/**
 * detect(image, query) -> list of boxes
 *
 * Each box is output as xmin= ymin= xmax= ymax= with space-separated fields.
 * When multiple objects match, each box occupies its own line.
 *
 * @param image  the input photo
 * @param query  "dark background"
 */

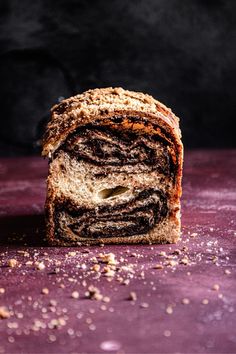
xmin=0 ymin=0 xmax=235 ymax=155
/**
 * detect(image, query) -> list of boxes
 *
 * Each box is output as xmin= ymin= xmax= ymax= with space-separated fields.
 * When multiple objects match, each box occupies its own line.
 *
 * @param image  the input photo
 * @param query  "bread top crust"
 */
xmin=42 ymin=87 xmax=182 ymax=157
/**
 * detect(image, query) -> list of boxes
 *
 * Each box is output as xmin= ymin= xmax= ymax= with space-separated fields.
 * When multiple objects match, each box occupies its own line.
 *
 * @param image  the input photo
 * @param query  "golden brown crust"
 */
xmin=43 ymin=87 xmax=183 ymax=246
xmin=42 ymin=87 xmax=181 ymax=157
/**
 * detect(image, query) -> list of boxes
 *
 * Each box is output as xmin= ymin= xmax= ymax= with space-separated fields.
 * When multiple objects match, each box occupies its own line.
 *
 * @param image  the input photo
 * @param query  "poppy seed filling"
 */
xmin=52 ymin=117 xmax=174 ymax=240
xmin=55 ymin=188 xmax=168 ymax=240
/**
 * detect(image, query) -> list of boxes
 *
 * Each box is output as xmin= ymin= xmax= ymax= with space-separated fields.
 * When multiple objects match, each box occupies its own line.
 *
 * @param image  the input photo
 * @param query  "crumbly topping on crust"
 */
xmin=42 ymin=87 xmax=180 ymax=157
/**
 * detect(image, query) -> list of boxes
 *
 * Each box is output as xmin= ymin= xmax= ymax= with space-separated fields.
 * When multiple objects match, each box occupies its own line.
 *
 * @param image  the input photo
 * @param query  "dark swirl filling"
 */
xmin=53 ymin=117 xmax=175 ymax=240
xmin=55 ymin=189 xmax=168 ymax=240
xmin=58 ymin=120 xmax=175 ymax=177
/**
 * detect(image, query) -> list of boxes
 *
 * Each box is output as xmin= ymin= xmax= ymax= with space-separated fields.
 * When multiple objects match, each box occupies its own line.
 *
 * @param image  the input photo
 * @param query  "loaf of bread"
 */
xmin=42 ymin=87 xmax=183 ymax=245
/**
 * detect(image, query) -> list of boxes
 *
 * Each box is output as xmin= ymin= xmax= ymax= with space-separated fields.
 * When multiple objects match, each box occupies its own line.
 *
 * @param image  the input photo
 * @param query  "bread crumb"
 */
xmin=0 ymin=288 xmax=5 ymax=294
xmin=167 ymin=260 xmax=177 ymax=267
xmin=0 ymin=307 xmax=11 ymax=319
xmin=8 ymin=336 xmax=15 ymax=343
xmin=68 ymin=251 xmax=77 ymax=257
xmin=212 ymin=284 xmax=220 ymax=291
xmin=140 ymin=302 xmax=149 ymax=308
xmin=224 ymin=269 xmax=231 ymax=275
xmin=180 ymin=257 xmax=189 ymax=265
xmin=211 ymin=256 xmax=218 ymax=264
xmin=102 ymin=296 xmax=110 ymax=303
xmin=41 ymin=288 xmax=49 ymax=295
xmin=71 ymin=291 xmax=80 ymax=299
xmin=163 ymin=330 xmax=171 ymax=337
xmin=140 ymin=271 xmax=145 ymax=279
xmin=100 ymin=304 xmax=107 ymax=311
xmin=182 ymin=298 xmax=190 ymax=305
xmin=173 ymin=249 xmax=181 ymax=255
xmin=98 ymin=253 xmax=117 ymax=265
xmin=159 ymin=251 xmax=166 ymax=257
xmin=49 ymin=299 xmax=57 ymax=307
xmin=91 ymin=264 xmax=100 ymax=272
xmin=8 ymin=259 xmax=18 ymax=268
xmin=190 ymin=232 xmax=198 ymax=238
xmin=89 ymin=323 xmax=96 ymax=331
xmin=128 ymin=292 xmax=137 ymax=301
xmin=36 ymin=262 xmax=45 ymax=271
xmin=166 ymin=306 xmax=173 ymax=314
xmin=103 ymin=265 xmax=116 ymax=277
xmin=122 ymin=279 xmax=130 ymax=286
xmin=86 ymin=286 xmax=103 ymax=301
xmin=48 ymin=334 xmax=57 ymax=342
xmin=153 ymin=264 xmax=164 ymax=269
xmin=202 ymin=299 xmax=209 ymax=305
xmin=25 ymin=261 xmax=33 ymax=265
xmin=130 ymin=252 xmax=137 ymax=257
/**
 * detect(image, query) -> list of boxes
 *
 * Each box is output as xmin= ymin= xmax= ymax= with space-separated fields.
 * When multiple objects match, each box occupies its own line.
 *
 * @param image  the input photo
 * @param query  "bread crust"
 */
xmin=42 ymin=87 xmax=181 ymax=157
xmin=42 ymin=87 xmax=183 ymax=246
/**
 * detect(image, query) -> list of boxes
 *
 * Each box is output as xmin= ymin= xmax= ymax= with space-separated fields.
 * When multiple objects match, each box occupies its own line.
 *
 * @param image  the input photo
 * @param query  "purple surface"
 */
xmin=0 ymin=150 xmax=236 ymax=354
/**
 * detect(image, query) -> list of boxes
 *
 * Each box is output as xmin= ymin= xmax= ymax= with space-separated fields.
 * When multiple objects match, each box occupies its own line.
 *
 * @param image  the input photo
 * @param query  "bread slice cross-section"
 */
xmin=42 ymin=87 xmax=183 ymax=245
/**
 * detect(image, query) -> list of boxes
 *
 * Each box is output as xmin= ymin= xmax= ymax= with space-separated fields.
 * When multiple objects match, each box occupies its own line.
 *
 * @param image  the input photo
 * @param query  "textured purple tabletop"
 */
xmin=0 ymin=150 xmax=236 ymax=354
